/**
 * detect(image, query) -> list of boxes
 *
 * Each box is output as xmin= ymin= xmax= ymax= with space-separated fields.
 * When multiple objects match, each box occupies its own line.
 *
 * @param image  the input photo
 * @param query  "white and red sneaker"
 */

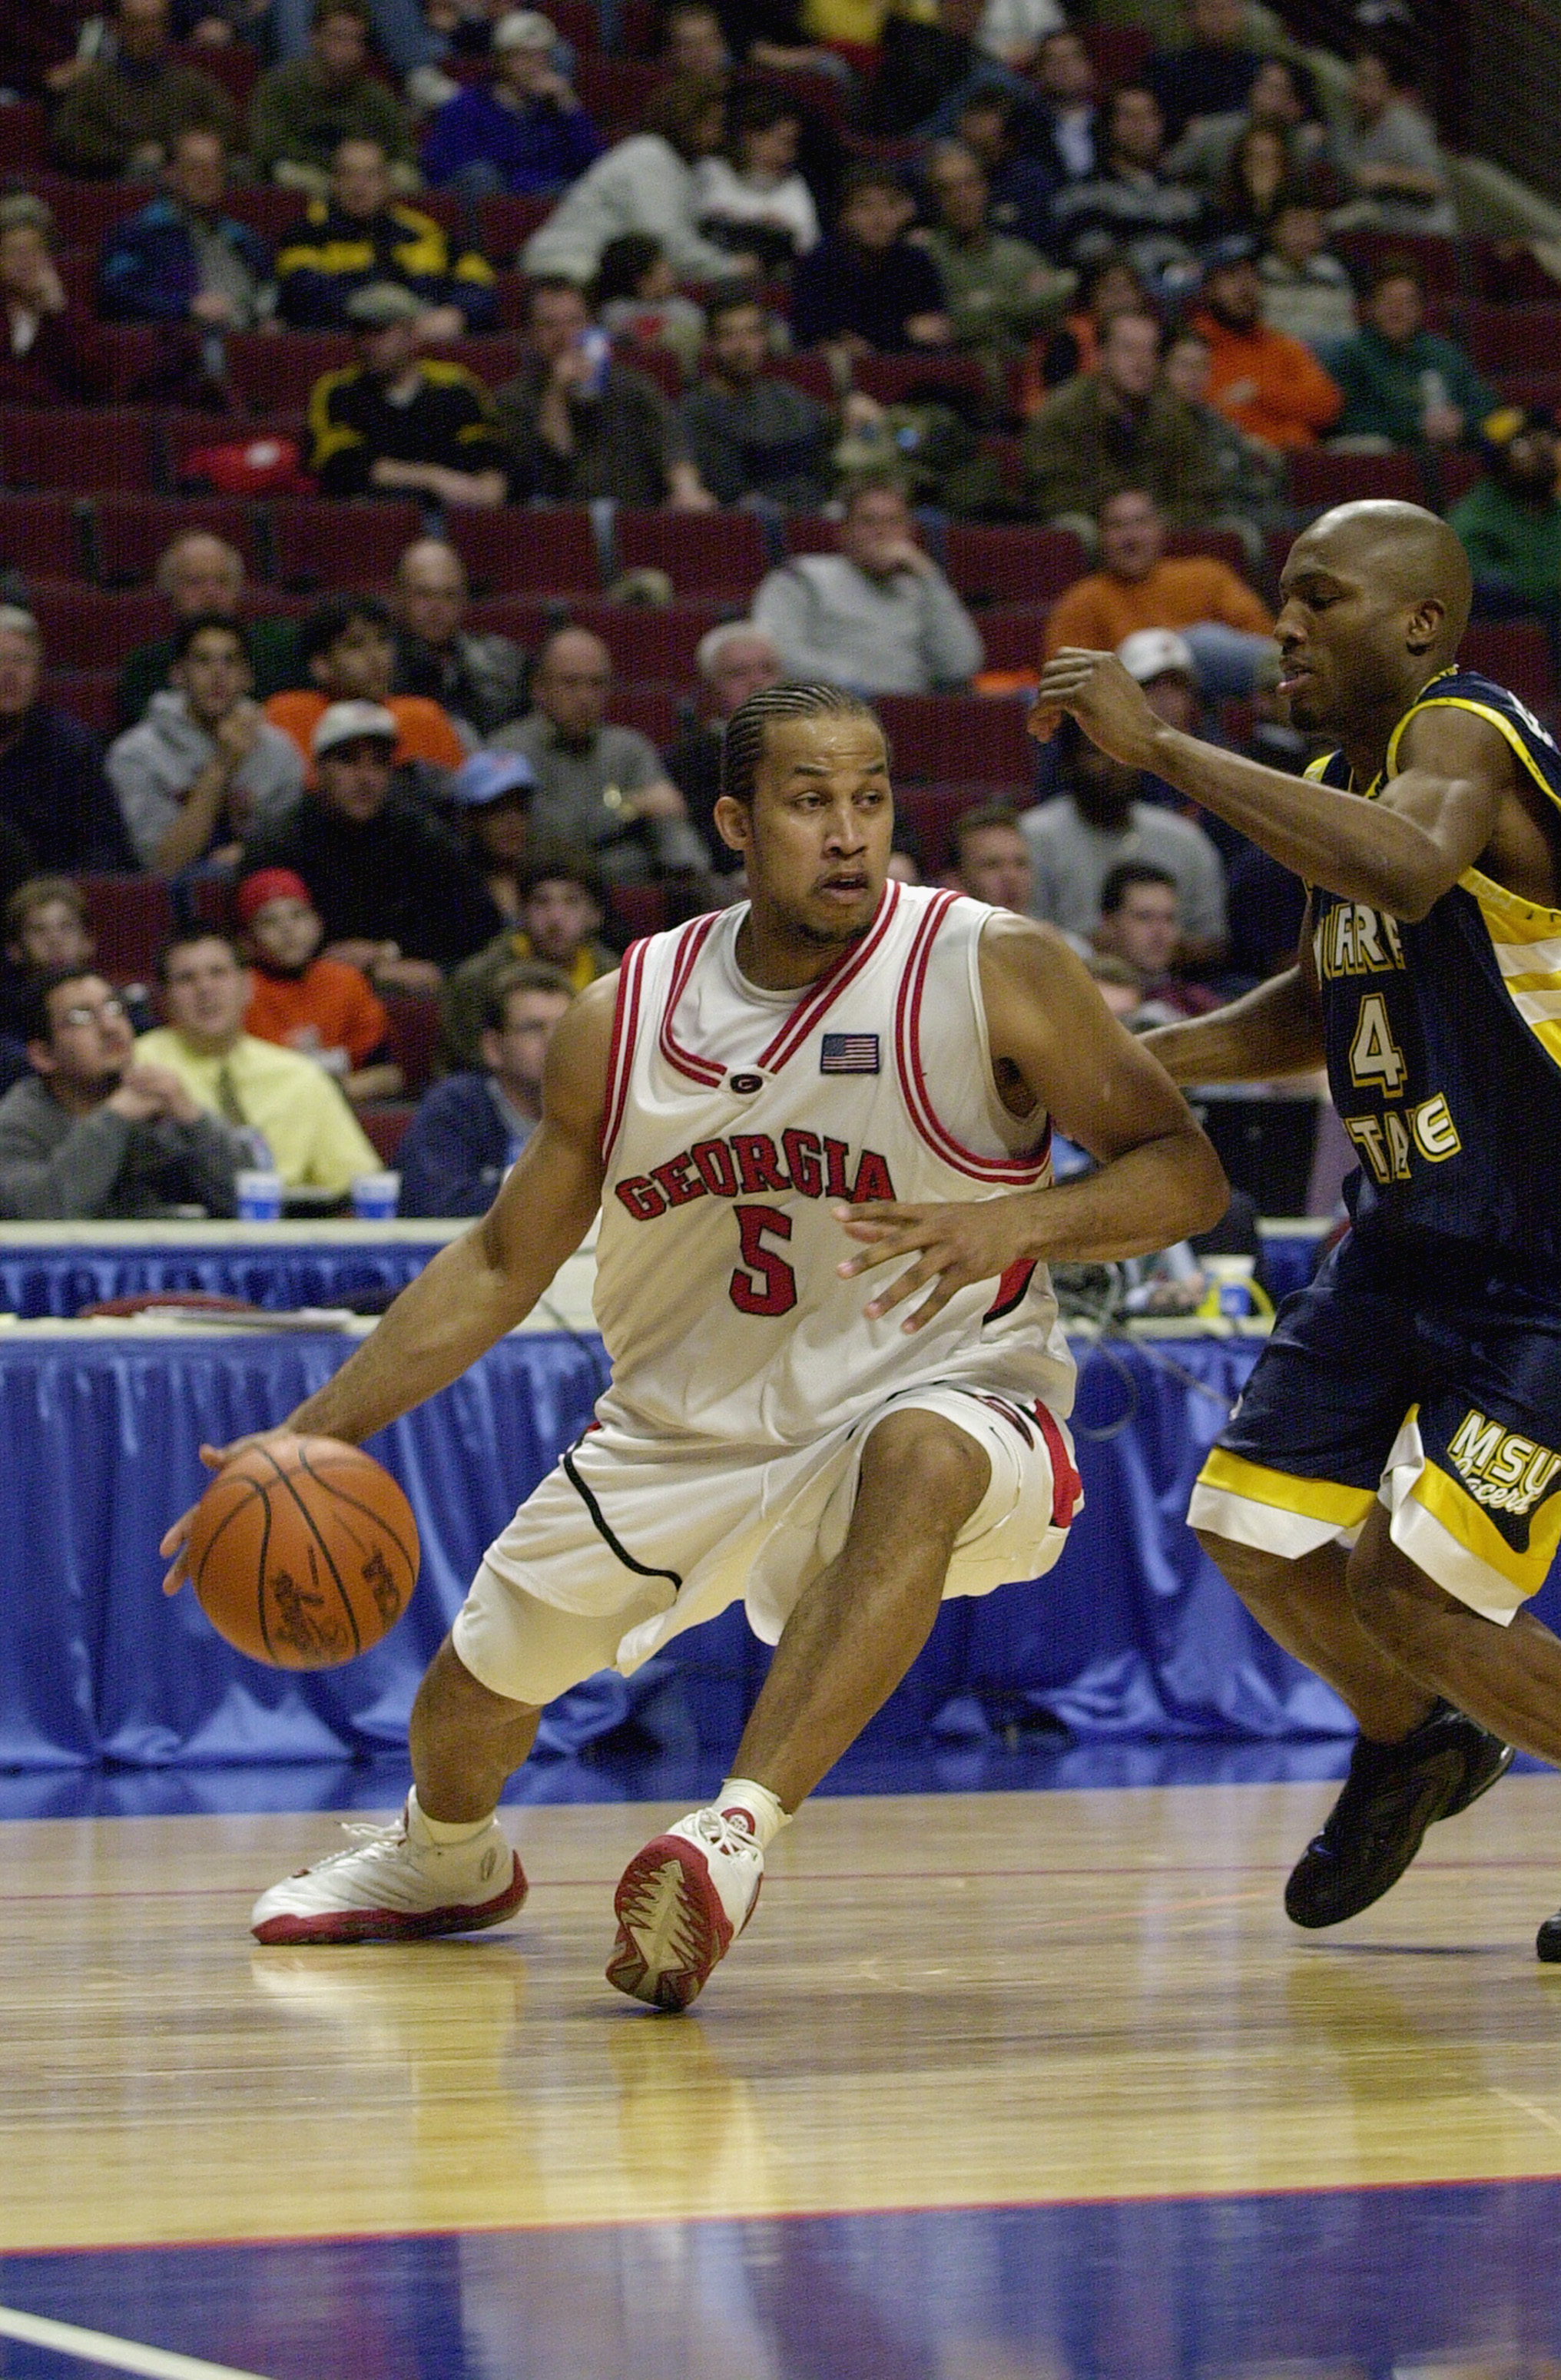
xmin=607 ymin=1805 xmax=765 ymax=2011
xmin=250 ymin=1802 xmax=526 ymax=1946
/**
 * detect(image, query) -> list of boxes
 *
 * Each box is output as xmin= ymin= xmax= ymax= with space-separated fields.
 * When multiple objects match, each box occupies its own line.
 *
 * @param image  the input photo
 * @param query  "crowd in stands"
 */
xmin=0 ymin=0 xmax=1551 ymax=1225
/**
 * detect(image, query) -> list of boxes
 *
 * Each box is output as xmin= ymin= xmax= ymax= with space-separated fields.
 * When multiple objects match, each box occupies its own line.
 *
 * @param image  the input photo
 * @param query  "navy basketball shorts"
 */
xmin=1188 ymin=1227 xmax=1561 ymax=1623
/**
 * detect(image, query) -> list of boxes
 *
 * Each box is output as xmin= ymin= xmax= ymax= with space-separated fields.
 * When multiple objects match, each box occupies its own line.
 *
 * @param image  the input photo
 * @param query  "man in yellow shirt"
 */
xmin=138 ymin=929 xmax=379 ymax=1195
xmin=1042 ymin=485 xmax=1276 ymax=696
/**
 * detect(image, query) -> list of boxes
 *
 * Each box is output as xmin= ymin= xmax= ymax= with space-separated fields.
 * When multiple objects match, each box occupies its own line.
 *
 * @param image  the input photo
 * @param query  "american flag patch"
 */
xmin=820 ymin=1033 xmax=880 ymax=1075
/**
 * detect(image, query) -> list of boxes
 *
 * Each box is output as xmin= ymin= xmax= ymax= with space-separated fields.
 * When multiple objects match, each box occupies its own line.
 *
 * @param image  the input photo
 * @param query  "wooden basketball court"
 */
xmin=6 ymin=1774 xmax=1561 ymax=2375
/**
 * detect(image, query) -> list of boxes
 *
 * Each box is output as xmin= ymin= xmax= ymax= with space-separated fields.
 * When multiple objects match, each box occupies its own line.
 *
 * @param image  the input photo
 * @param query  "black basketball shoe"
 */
xmin=1285 ymin=1703 xmax=1514 ymax=1929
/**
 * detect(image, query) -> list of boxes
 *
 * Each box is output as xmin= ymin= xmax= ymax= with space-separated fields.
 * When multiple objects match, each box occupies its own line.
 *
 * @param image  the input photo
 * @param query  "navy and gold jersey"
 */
xmin=1308 ymin=666 xmax=1561 ymax=1276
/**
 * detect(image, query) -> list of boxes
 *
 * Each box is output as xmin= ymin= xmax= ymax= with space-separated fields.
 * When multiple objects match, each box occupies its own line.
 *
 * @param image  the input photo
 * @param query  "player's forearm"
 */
xmin=1020 ymin=1125 xmax=1228 ymax=1264
xmin=1140 ymin=968 xmax=1324 ymax=1085
xmin=280 ymin=1225 xmax=545 ymax=1444
xmin=1142 ymin=724 xmax=1457 ymax=917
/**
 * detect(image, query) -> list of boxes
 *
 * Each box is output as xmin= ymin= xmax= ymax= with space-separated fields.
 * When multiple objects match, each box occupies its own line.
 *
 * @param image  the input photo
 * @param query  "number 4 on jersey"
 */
xmin=1349 ymin=991 xmax=1408 ymax=1095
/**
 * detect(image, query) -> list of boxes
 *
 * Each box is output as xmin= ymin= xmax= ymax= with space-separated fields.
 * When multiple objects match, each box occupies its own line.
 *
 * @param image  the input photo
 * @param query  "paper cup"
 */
xmin=235 ymin=1168 xmax=283 ymax=1222
xmin=350 ymin=1172 xmax=401 ymax=1220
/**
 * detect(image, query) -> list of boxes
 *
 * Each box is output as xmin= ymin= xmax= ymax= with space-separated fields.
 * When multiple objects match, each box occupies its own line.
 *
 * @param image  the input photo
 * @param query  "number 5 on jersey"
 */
xmin=1349 ymin=991 xmax=1408 ymax=1095
xmin=730 ymin=1205 xmax=798 ymax=1316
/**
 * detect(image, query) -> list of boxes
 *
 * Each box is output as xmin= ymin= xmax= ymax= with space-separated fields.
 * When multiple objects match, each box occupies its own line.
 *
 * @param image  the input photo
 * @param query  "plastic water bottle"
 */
xmin=578 ymin=328 xmax=611 ymax=397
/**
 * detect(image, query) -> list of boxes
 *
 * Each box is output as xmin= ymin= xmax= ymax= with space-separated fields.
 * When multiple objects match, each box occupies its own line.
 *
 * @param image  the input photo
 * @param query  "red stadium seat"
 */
xmin=876 ymin=694 xmax=1034 ymax=787
xmin=542 ymin=0 xmax=603 ymax=51
xmin=269 ymin=498 xmax=423 ymax=590
xmin=892 ymin=784 xmax=992 ymax=874
xmin=607 ymin=883 xmax=669 ymax=940
xmin=0 ymin=102 xmax=47 ymax=173
xmin=31 ymin=179 xmax=153 ymax=249
xmin=764 ymin=353 xmax=837 ymax=404
xmin=171 ymin=39 xmax=257 ymax=104
xmin=1334 ymin=231 xmax=1467 ymax=297
xmin=945 ymin=524 xmax=1089 ymax=606
xmin=973 ymin=608 xmax=1048 ymax=672
xmin=612 ymin=341 xmax=684 ymax=400
xmin=477 ymin=195 xmax=554 ymax=261
xmin=360 ymin=1104 xmax=416 ymax=1164
xmin=784 ymin=513 xmax=842 ymax=555
xmin=463 ymin=595 xmax=556 ymax=643
xmin=448 ymin=506 xmax=602 ymax=595
xmin=91 ymin=494 xmax=261 ymax=586
xmin=1491 ymin=371 xmax=1561 ymax=413
xmin=573 ymin=56 xmax=664 ymax=129
xmin=78 ymin=873 xmax=176 ymax=984
xmin=1463 ymin=305 xmax=1561 ymax=373
xmin=1476 ymin=240 xmax=1561 ymax=306
xmin=1287 ymin=448 xmax=1423 ymax=514
xmin=1460 ymin=621 xmax=1556 ymax=706
xmin=0 ymin=408 xmax=162 ymax=495
xmin=221 ymin=186 xmax=310 ymax=243
xmin=572 ymin=599 xmax=724 ymax=680
xmin=0 ymin=496 xmax=85 ymax=582
xmin=449 ymin=335 xmax=528 ymax=388
xmin=1165 ymin=526 xmax=1254 ymax=578
xmin=1080 ymin=23 xmax=1152 ymax=81
xmin=1430 ymin=449 xmax=1484 ymax=511
xmin=227 ymin=332 xmax=353 ymax=416
xmin=613 ymin=683 xmax=682 ymax=746
xmin=41 ymin=668 xmax=119 ymax=738
xmin=29 ymin=585 xmax=172 ymax=668
xmin=850 ymin=353 xmax=986 ymax=408
xmin=382 ymin=992 xmax=441 ymax=1096
xmin=613 ymin=508 xmax=769 ymax=600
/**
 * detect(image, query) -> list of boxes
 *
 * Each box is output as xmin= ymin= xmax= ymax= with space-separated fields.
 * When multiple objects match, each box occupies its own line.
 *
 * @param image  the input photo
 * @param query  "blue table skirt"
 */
xmin=7 ymin=1325 xmax=1506 ymax=1775
xmin=0 ymin=1241 xmax=446 ymax=1320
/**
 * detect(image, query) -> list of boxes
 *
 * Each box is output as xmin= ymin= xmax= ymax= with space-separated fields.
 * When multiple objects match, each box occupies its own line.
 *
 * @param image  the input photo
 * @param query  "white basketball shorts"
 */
xmin=451 ymin=1383 xmax=1082 ymax=1708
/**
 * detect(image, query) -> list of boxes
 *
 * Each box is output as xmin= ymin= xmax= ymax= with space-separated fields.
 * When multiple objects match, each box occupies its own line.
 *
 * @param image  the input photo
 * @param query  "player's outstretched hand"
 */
xmin=159 ymin=1433 xmax=293 ymax=1595
xmin=1031 ymin=648 xmax=1159 ymax=768
xmin=835 ymin=1198 xmax=1031 ymax=1332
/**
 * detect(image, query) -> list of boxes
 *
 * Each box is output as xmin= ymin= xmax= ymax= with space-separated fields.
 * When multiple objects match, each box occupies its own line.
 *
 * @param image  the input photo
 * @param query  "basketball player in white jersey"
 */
xmin=163 ymin=684 xmax=1225 ymax=2010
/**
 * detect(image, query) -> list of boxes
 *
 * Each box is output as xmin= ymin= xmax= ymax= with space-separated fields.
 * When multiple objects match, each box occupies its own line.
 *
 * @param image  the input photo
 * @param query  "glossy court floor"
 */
xmin=8 ymin=1749 xmax=1561 ymax=2379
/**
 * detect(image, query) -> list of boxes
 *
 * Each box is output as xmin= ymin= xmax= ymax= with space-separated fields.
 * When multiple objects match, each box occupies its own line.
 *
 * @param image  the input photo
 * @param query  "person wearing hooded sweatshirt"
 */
xmin=107 ymin=613 xmax=304 ymax=877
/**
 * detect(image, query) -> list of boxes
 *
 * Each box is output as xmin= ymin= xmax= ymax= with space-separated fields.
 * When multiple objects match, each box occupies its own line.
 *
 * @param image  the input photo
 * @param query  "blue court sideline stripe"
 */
xmin=0 ymin=2304 xmax=271 ymax=2379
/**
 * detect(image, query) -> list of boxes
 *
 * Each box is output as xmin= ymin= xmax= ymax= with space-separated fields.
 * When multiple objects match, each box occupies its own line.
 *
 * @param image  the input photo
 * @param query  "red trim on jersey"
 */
xmin=657 ymin=913 xmax=725 ymax=1088
xmin=983 ymin=1258 xmax=1037 ymax=1322
xmin=1034 ymin=1402 xmax=1081 ymax=1530
xmin=601 ymin=939 xmax=647 ymax=1167
xmin=756 ymin=880 xmax=903 ymax=1072
xmin=893 ymin=893 xmax=1052 ymax=1184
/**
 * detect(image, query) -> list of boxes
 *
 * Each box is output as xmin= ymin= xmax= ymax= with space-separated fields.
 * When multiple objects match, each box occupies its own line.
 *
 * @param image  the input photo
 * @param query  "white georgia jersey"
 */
xmin=590 ymin=880 xmax=1074 ymax=1451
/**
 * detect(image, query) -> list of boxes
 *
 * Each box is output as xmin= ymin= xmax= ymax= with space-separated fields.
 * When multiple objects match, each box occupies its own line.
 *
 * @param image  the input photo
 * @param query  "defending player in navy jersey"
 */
xmin=1018 ymin=499 xmax=1561 ymax=1953
xmin=161 ymin=683 xmax=1223 ymax=2010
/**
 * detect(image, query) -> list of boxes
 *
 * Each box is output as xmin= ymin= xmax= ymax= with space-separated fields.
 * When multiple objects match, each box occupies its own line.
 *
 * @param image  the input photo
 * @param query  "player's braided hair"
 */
xmin=720 ymin=684 xmax=883 ymax=807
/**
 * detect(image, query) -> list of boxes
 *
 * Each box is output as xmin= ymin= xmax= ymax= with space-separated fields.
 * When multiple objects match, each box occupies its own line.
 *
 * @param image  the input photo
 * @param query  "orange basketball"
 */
xmin=187 ymin=1434 xmax=419 ymax=1669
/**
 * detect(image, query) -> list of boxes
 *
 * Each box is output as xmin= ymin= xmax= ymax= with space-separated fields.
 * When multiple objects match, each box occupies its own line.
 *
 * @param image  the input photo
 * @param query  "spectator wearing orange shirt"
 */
xmin=1190 ymin=239 xmax=1341 ymax=452
xmin=237 ymin=866 xmax=403 ymax=1108
xmin=266 ymin=593 xmax=468 ymax=784
xmin=1043 ymin=486 xmax=1275 ymax=695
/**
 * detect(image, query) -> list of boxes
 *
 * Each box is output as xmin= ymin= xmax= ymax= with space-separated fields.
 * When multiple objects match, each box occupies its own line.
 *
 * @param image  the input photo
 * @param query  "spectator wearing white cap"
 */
xmin=422 ymin=12 xmax=605 ymax=198
xmin=239 ymin=701 xmax=502 ymax=993
xmin=1042 ymin=486 xmax=1275 ymax=698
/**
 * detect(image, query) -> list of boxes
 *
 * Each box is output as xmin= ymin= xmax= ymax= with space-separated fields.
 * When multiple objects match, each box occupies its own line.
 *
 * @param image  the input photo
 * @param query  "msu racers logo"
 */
xmin=1447 ymin=1409 xmax=1561 ymax=1518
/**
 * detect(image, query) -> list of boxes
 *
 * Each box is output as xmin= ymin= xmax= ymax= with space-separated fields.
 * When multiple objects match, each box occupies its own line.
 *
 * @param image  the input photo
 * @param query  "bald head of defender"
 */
xmin=1276 ymin=500 xmax=1472 ymax=738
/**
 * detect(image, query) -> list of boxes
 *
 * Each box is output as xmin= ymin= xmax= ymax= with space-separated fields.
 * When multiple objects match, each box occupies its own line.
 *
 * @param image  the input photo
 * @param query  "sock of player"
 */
xmin=717 ymin=1778 xmax=790 ymax=1848
xmin=408 ymin=1785 xmax=495 ymax=1847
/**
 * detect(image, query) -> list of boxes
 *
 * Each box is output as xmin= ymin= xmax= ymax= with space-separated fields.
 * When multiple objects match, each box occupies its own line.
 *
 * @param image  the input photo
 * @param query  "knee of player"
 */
xmin=862 ymin=1411 xmax=991 ymax=1529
